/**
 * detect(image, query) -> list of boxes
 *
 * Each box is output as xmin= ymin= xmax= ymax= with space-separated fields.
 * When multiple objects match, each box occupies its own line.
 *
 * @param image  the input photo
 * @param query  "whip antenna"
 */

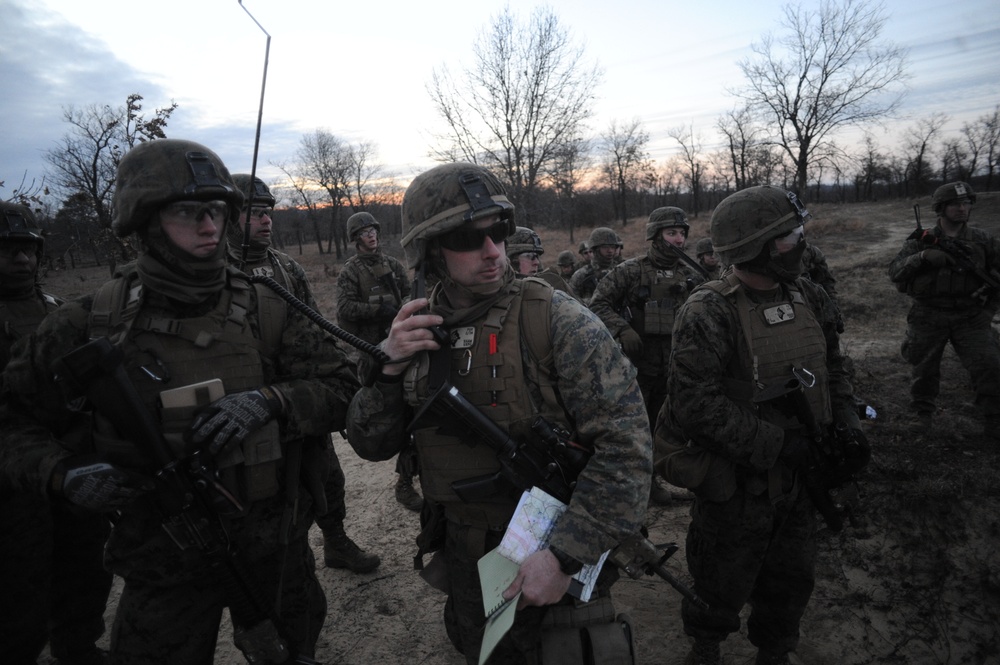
xmin=237 ymin=0 xmax=271 ymax=271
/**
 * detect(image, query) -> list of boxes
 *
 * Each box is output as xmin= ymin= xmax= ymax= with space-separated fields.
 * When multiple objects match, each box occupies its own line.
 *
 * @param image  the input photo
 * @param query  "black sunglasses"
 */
xmin=438 ymin=220 xmax=510 ymax=252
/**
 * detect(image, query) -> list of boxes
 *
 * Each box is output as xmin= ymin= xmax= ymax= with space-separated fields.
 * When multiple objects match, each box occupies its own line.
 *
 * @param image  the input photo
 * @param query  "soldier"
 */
xmin=801 ymin=241 xmax=844 ymax=333
xmin=0 ymin=140 xmax=360 ymax=664
xmin=694 ymin=237 xmax=721 ymax=280
xmin=508 ymin=226 xmax=573 ymax=295
xmin=575 ymin=240 xmax=592 ymax=272
xmin=590 ymin=207 xmax=704 ymax=507
xmin=345 ymin=162 xmax=651 ymax=664
xmin=555 ymin=250 xmax=577 ymax=280
xmin=228 ymin=176 xmax=380 ymax=573
xmin=0 ymin=202 xmax=112 ymax=665
xmin=656 ymin=186 xmax=863 ymax=665
xmin=335 ymin=211 xmax=422 ymax=513
xmin=888 ymin=181 xmax=1000 ymax=438
xmin=569 ymin=226 xmax=622 ymax=305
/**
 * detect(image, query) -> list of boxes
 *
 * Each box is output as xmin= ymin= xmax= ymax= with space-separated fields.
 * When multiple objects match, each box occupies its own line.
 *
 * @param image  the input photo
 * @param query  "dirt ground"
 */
xmin=37 ymin=194 xmax=1000 ymax=664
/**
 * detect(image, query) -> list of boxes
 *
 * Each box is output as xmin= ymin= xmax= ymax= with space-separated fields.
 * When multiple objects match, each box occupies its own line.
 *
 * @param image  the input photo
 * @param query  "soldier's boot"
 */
xmin=649 ymin=477 xmax=674 ymax=507
xmin=395 ymin=472 xmax=423 ymax=512
xmin=684 ymin=639 xmax=721 ymax=665
xmin=755 ymin=647 xmax=791 ymax=665
xmin=323 ymin=529 xmax=381 ymax=573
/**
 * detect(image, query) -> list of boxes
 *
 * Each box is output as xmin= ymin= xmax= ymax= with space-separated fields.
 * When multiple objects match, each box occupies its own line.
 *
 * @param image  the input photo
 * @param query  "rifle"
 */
xmin=410 ymin=381 xmax=708 ymax=610
xmin=663 ymin=241 xmax=710 ymax=281
xmin=54 ymin=337 xmax=318 ymax=665
xmin=916 ymin=230 xmax=1000 ymax=293
xmin=754 ymin=367 xmax=869 ymax=533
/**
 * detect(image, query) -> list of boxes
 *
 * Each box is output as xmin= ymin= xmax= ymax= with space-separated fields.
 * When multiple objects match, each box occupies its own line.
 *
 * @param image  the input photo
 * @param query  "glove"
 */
xmin=189 ymin=387 xmax=284 ymax=456
xmin=921 ymin=249 xmax=955 ymax=269
xmin=780 ymin=433 xmax=811 ymax=470
xmin=376 ymin=303 xmax=399 ymax=320
xmin=618 ymin=328 xmax=643 ymax=361
xmin=50 ymin=454 xmax=155 ymax=511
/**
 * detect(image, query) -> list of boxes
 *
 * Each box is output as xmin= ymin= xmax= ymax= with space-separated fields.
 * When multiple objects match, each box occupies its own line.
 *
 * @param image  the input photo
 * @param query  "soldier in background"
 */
xmin=506 ymin=226 xmax=544 ymax=277
xmin=590 ymin=207 xmax=704 ymax=507
xmin=228 ymin=177 xmax=380 ymax=573
xmin=0 ymin=202 xmax=112 ymax=665
xmin=801 ymin=242 xmax=844 ymax=333
xmin=555 ymin=250 xmax=578 ymax=281
xmin=575 ymin=240 xmax=592 ymax=272
xmin=888 ymin=181 xmax=1000 ymax=438
xmin=335 ymin=211 xmax=422 ymax=512
xmin=657 ymin=186 xmax=862 ymax=665
xmin=347 ymin=162 xmax=651 ymax=664
xmin=694 ymin=237 xmax=722 ymax=280
xmin=569 ymin=226 xmax=623 ymax=305
xmin=0 ymin=140 xmax=359 ymax=663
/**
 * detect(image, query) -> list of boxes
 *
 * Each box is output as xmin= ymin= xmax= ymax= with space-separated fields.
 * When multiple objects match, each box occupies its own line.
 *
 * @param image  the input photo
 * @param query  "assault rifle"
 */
xmin=909 ymin=203 xmax=1000 ymax=299
xmin=662 ymin=241 xmax=710 ymax=281
xmin=54 ymin=337 xmax=318 ymax=665
xmin=410 ymin=381 xmax=708 ymax=610
xmin=754 ymin=367 xmax=870 ymax=533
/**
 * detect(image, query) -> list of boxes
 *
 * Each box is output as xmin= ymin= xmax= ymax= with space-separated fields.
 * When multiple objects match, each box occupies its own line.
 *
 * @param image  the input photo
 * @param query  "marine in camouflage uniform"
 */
xmin=228 ymin=176 xmax=380 ymax=574
xmin=694 ymin=237 xmax=721 ymax=281
xmin=0 ymin=202 xmax=112 ymax=665
xmin=801 ymin=242 xmax=844 ymax=333
xmin=656 ymin=186 xmax=862 ymax=665
xmin=568 ymin=227 xmax=622 ymax=305
xmin=508 ymin=226 xmax=574 ymax=296
xmin=335 ymin=211 xmax=423 ymax=512
xmin=574 ymin=240 xmax=592 ymax=273
xmin=0 ymin=140 xmax=359 ymax=665
xmin=887 ymin=181 xmax=1000 ymax=438
xmin=346 ymin=163 xmax=651 ymax=665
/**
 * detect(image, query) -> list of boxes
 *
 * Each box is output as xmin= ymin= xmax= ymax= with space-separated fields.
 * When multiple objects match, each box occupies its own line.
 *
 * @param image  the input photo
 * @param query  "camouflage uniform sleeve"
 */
xmin=267 ymin=298 xmax=360 ymax=437
xmin=544 ymin=291 xmax=651 ymax=564
xmin=285 ymin=256 xmax=321 ymax=312
xmin=666 ymin=289 xmax=785 ymax=470
xmin=887 ymin=237 xmax=926 ymax=287
xmin=0 ymin=298 xmax=93 ymax=495
xmin=588 ymin=261 xmax=637 ymax=338
xmin=345 ymin=369 xmax=410 ymax=462
xmin=336 ymin=259 xmax=378 ymax=323
xmin=391 ymin=256 xmax=412 ymax=303
xmin=567 ymin=267 xmax=588 ymax=296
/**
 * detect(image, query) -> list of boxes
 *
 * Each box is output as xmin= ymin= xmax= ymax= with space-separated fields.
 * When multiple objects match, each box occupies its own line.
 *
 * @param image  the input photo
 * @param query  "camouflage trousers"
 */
xmin=900 ymin=303 xmax=1000 ymax=418
xmin=682 ymin=479 xmax=817 ymax=654
xmin=0 ymin=493 xmax=111 ymax=664
xmin=109 ymin=534 xmax=324 ymax=665
xmin=313 ymin=444 xmax=347 ymax=533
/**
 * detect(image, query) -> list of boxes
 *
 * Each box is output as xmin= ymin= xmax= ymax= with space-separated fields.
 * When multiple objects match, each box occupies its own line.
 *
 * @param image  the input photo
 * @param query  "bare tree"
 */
xmin=959 ymin=106 xmax=1000 ymax=188
xmin=601 ymin=119 xmax=650 ymax=226
xmin=545 ymin=135 xmax=592 ymax=240
xmin=427 ymin=5 xmax=602 ymax=225
xmin=667 ymin=123 xmax=707 ymax=216
xmin=902 ymin=112 xmax=948 ymax=196
xmin=734 ymin=0 xmax=907 ymax=197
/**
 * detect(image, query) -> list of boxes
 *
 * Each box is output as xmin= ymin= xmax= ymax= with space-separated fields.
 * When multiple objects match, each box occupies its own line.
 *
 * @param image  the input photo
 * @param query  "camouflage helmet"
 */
xmin=0 ymin=201 xmax=44 ymax=252
xmin=578 ymin=240 xmax=590 ymax=254
xmin=231 ymin=173 xmax=276 ymax=208
xmin=400 ymin=162 xmax=514 ymax=270
xmin=112 ymin=139 xmax=242 ymax=237
xmin=557 ymin=250 xmax=576 ymax=267
xmin=588 ymin=226 xmax=622 ymax=249
xmin=932 ymin=181 xmax=976 ymax=213
xmin=646 ymin=206 xmax=689 ymax=241
xmin=711 ymin=186 xmax=810 ymax=265
xmin=506 ymin=226 xmax=544 ymax=259
xmin=347 ymin=211 xmax=380 ymax=240
xmin=694 ymin=237 xmax=714 ymax=257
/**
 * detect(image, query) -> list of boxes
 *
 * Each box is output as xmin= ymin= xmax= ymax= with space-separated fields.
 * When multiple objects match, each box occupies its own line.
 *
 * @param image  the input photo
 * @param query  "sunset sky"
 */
xmin=3 ymin=0 xmax=998 ymax=199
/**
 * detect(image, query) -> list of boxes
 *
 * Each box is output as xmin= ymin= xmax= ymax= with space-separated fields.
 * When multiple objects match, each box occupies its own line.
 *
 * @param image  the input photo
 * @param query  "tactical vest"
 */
xmin=628 ymin=256 xmax=689 ymax=337
xmin=0 ymin=290 xmax=61 ymax=362
xmin=403 ymin=278 xmax=567 ymax=529
xmin=340 ymin=255 xmax=401 ymax=338
xmin=905 ymin=238 xmax=990 ymax=305
xmin=703 ymin=272 xmax=833 ymax=430
xmin=88 ymin=265 xmax=285 ymax=503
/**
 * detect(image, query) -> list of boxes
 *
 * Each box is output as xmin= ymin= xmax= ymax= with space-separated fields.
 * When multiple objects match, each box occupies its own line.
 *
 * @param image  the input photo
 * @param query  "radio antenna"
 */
xmin=237 ymin=0 xmax=271 ymax=270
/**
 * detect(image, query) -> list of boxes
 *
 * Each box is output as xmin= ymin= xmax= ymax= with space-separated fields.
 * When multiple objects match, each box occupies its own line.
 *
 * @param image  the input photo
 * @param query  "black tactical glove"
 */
xmin=377 ymin=303 xmax=399 ymax=320
xmin=780 ymin=433 xmax=812 ymax=470
xmin=189 ymin=387 xmax=284 ymax=456
xmin=50 ymin=454 xmax=155 ymax=511
xmin=618 ymin=328 xmax=643 ymax=362
xmin=921 ymin=248 xmax=955 ymax=269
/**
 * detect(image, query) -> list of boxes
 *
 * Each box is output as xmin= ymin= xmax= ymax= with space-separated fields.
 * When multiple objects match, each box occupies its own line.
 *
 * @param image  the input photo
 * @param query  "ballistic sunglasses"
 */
xmin=438 ymin=220 xmax=511 ymax=252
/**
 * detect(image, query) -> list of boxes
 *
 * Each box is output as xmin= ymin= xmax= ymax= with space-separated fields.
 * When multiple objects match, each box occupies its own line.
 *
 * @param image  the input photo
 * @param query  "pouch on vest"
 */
xmin=642 ymin=299 xmax=676 ymax=336
xmin=540 ymin=598 xmax=635 ymax=665
xmin=158 ymin=379 xmax=282 ymax=504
